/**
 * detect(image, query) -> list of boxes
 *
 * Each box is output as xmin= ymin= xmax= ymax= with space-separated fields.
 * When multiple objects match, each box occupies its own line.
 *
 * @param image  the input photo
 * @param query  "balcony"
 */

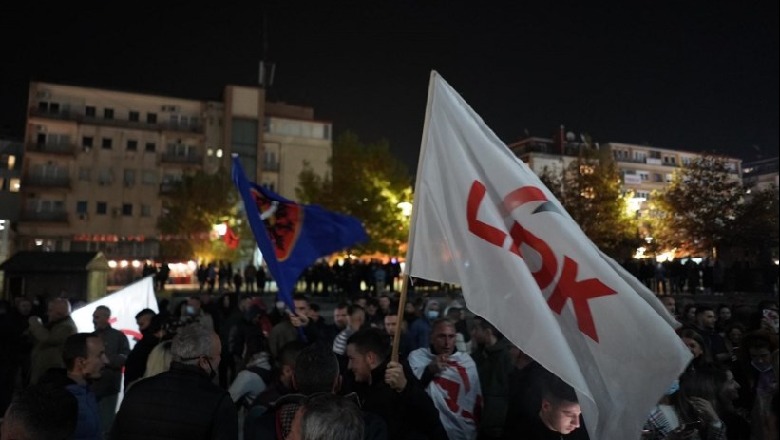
xmin=25 ymin=142 xmax=77 ymax=157
xmin=29 ymin=107 xmax=205 ymax=134
xmin=159 ymin=182 xmax=180 ymax=194
xmin=23 ymin=175 xmax=71 ymax=190
xmin=20 ymin=209 xmax=69 ymax=223
xmin=160 ymin=153 xmax=203 ymax=165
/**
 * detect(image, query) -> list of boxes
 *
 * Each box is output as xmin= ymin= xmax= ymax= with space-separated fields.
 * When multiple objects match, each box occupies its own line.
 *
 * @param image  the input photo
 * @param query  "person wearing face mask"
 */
xmin=732 ymin=332 xmax=778 ymax=440
xmin=112 ymin=323 xmax=238 ymax=440
xmin=408 ymin=298 xmax=441 ymax=352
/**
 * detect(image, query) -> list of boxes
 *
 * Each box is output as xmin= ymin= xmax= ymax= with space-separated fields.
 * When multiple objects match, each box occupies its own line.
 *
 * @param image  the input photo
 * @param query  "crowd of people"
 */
xmin=0 ymin=283 xmax=778 ymax=439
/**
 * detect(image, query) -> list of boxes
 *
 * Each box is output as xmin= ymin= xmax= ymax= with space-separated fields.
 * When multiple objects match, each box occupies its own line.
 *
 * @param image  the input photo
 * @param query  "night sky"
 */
xmin=2 ymin=1 xmax=777 ymax=176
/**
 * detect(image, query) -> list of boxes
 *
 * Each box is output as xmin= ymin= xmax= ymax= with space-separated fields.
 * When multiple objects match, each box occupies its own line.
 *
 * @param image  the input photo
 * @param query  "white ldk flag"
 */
xmin=405 ymin=71 xmax=692 ymax=439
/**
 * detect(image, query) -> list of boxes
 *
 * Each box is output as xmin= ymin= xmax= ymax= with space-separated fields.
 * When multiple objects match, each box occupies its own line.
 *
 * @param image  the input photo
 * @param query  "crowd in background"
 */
xmin=1 ymin=273 xmax=778 ymax=439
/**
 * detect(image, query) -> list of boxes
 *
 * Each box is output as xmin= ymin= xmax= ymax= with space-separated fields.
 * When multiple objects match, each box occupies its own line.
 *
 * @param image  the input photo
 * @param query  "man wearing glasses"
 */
xmin=111 ymin=323 xmax=238 ymax=439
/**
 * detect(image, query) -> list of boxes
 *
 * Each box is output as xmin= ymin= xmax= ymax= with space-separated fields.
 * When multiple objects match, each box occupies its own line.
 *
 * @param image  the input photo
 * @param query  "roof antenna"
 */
xmin=258 ymin=11 xmax=275 ymax=90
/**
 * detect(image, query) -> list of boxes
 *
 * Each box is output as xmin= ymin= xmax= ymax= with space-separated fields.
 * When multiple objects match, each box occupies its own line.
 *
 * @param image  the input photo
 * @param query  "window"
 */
xmin=101 ymin=138 xmax=112 ymax=150
xmin=1 ymin=154 xmax=16 ymax=170
xmin=82 ymin=136 xmax=94 ymax=151
xmin=76 ymin=201 xmax=88 ymax=214
xmin=129 ymin=111 xmax=139 ymax=122
xmin=9 ymin=178 xmax=20 ymax=192
xmin=122 ymin=203 xmax=133 ymax=216
xmin=104 ymin=108 xmax=114 ymax=119
xmin=141 ymin=170 xmax=157 ymax=185
xmin=85 ymin=106 xmax=96 ymax=117
xmin=127 ymin=140 xmax=138 ymax=151
xmin=123 ymin=169 xmax=136 ymax=186
xmin=50 ymin=102 xmax=60 ymax=113
xmin=654 ymin=174 xmax=663 ymax=182
xmin=145 ymin=142 xmax=156 ymax=153
xmin=96 ymin=202 xmax=107 ymax=215
xmin=98 ymin=169 xmax=113 ymax=185
xmin=147 ymin=113 xmax=157 ymax=124
xmin=78 ymin=167 xmax=91 ymax=181
xmin=141 ymin=204 xmax=152 ymax=217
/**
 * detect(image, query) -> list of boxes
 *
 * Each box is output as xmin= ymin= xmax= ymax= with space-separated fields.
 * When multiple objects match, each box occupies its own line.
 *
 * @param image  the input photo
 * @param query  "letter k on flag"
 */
xmin=405 ymin=71 xmax=692 ymax=439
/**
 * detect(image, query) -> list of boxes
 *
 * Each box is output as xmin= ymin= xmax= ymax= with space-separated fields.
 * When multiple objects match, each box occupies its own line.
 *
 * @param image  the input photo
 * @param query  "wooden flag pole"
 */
xmin=390 ymin=274 xmax=410 ymax=363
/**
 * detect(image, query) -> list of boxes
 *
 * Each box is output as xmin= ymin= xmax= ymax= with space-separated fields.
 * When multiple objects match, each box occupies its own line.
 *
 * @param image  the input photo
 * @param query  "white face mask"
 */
xmin=275 ymin=301 xmax=286 ymax=311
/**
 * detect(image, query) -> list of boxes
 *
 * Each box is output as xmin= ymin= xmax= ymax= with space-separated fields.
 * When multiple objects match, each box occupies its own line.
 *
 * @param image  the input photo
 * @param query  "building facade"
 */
xmin=742 ymin=157 xmax=779 ymax=193
xmin=508 ymin=133 xmax=743 ymax=204
xmin=13 ymin=81 xmax=331 ymax=264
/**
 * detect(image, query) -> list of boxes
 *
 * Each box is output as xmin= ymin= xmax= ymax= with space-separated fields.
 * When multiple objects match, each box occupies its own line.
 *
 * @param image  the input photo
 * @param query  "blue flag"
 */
xmin=231 ymin=155 xmax=369 ymax=312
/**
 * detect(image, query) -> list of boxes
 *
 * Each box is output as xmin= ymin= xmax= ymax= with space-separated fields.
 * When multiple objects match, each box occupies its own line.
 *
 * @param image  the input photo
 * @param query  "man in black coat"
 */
xmin=112 ymin=323 xmax=238 ymax=440
xmin=344 ymin=328 xmax=448 ymax=440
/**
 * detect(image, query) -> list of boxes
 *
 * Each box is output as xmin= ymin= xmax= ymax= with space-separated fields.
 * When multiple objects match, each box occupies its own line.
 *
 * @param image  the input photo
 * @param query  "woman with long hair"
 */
xmin=643 ymin=370 xmax=726 ymax=440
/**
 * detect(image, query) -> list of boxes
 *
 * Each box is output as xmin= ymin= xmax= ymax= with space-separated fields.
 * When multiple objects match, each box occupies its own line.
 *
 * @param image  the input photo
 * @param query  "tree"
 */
xmin=296 ymin=131 xmax=413 ymax=256
xmin=657 ymin=154 xmax=744 ymax=258
xmin=157 ymin=167 xmax=249 ymax=263
xmin=731 ymin=184 xmax=779 ymax=261
xmin=553 ymin=147 xmax=639 ymax=260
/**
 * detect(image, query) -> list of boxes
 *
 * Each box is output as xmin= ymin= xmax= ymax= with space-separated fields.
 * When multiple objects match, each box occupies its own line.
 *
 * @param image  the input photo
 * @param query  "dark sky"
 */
xmin=1 ymin=1 xmax=777 ymax=176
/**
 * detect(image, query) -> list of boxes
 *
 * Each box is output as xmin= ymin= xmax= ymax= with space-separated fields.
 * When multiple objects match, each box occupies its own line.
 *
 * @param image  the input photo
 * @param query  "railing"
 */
xmin=29 ymin=107 xmax=205 ymax=133
xmin=160 ymin=153 xmax=203 ymax=165
xmin=25 ymin=142 xmax=77 ymax=156
xmin=20 ymin=210 xmax=69 ymax=222
xmin=23 ymin=175 xmax=71 ymax=188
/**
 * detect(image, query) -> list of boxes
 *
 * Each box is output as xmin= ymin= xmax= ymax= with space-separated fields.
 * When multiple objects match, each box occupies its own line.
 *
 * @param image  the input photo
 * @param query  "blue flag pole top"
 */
xmin=231 ymin=153 xmax=369 ymax=315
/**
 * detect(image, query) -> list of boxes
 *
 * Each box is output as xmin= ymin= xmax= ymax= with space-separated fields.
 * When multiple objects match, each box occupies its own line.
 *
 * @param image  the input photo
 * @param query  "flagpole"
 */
xmin=392 ymin=70 xmax=439 ymax=363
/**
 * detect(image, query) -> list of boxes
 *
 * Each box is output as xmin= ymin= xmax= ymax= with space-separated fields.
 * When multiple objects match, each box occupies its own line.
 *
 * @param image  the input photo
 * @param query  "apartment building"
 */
xmin=743 ymin=157 xmax=779 ymax=193
xmin=15 ymin=81 xmax=331 ymax=262
xmin=1 ymin=139 xmax=23 ymax=286
xmin=508 ymin=133 xmax=743 ymax=204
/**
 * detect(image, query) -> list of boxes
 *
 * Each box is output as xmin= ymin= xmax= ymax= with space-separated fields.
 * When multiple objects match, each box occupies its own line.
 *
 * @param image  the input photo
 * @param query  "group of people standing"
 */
xmin=2 ymin=287 xmax=777 ymax=440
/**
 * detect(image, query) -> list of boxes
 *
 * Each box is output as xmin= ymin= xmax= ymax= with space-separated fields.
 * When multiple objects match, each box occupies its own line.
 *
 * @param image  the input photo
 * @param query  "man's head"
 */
xmin=333 ymin=303 xmax=349 ymax=330
xmin=293 ymin=344 xmax=341 ymax=395
xmin=289 ymin=393 xmax=365 ymax=440
xmin=695 ymin=305 xmax=717 ymax=330
xmin=278 ymin=340 xmax=306 ymax=387
xmin=346 ymin=328 xmax=388 ymax=383
xmin=92 ymin=305 xmax=111 ymax=330
xmin=429 ymin=318 xmax=456 ymax=356
xmin=47 ymin=297 xmax=71 ymax=322
xmin=293 ymin=294 xmax=310 ymax=318
xmin=539 ymin=374 xmax=581 ymax=435
xmin=378 ymin=295 xmax=392 ymax=313
xmin=471 ymin=316 xmax=503 ymax=347
xmin=62 ymin=333 xmax=108 ymax=383
xmin=424 ymin=299 xmax=441 ymax=321
xmin=134 ymin=308 xmax=156 ymax=332
xmin=365 ymin=299 xmax=379 ymax=317
xmin=186 ymin=296 xmax=202 ymax=316
xmin=15 ymin=297 xmax=33 ymax=316
xmin=383 ymin=308 xmax=403 ymax=336
xmin=308 ymin=302 xmax=322 ymax=322
xmin=1 ymin=383 xmax=78 ymax=440
xmin=171 ymin=323 xmax=221 ymax=377
xmin=348 ymin=305 xmax=366 ymax=331
xmin=660 ymin=296 xmax=676 ymax=316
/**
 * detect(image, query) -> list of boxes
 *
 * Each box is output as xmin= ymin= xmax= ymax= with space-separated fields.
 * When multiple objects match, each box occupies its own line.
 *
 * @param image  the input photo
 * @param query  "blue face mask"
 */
xmin=665 ymin=379 xmax=679 ymax=395
xmin=426 ymin=310 xmax=440 ymax=320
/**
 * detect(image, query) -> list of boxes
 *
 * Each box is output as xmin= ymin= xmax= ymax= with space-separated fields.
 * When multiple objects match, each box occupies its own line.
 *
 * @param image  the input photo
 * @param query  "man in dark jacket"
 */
xmin=345 ymin=328 xmax=448 ymax=440
xmin=123 ymin=310 xmax=162 ymax=388
xmin=112 ymin=323 xmax=238 ymax=440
